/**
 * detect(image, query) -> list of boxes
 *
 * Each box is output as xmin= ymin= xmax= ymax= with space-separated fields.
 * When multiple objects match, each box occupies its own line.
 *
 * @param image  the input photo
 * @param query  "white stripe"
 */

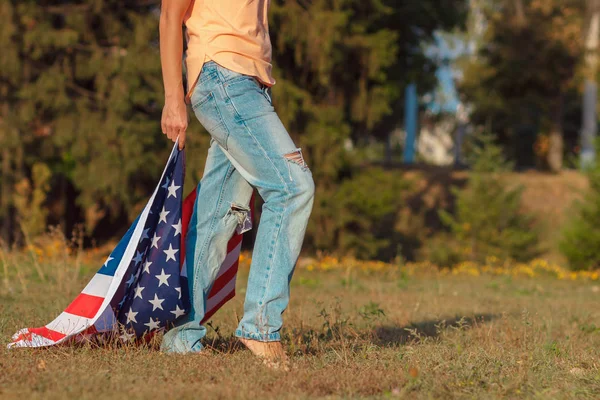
xmin=46 ymin=311 xmax=94 ymax=336
xmin=7 ymin=333 xmax=56 ymax=348
xmin=81 ymin=273 xmax=113 ymax=298
xmin=11 ymin=328 xmax=29 ymax=341
xmin=215 ymin=241 xmax=242 ymax=280
xmin=206 ymin=277 xmax=237 ymax=312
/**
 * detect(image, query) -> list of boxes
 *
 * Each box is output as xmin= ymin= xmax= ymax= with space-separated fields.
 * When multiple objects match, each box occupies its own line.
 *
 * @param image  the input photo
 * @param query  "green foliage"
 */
xmin=331 ymin=168 xmax=409 ymax=259
xmin=13 ymin=163 xmax=52 ymax=238
xmin=419 ymin=234 xmax=464 ymax=268
xmin=560 ymin=153 xmax=600 ymax=270
xmin=439 ymin=133 xmax=540 ymax=263
xmin=460 ymin=0 xmax=585 ymax=169
xmin=0 ymin=0 xmax=467 ymax=257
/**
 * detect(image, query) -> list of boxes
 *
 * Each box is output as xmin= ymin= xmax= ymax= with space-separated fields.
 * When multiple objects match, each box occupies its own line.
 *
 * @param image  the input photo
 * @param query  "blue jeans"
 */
xmin=160 ymin=61 xmax=315 ymax=353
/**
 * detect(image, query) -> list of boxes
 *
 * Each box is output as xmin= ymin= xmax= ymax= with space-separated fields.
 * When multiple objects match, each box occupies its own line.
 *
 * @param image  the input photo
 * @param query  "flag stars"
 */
xmin=164 ymin=244 xmax=179 ymax=262
xmin=159 ymin=207 xmax=170 ymax=224
xmin=134 ymin=284 xmax=145 ymax=300
xmin=170 ymin=305 xmax=186 ymax=319
xmin=167 ymin=180 xmax=181 ymax=199
xmin=155 ymin=269 xmax=171 ymax=287
xmin=133 ymin=250 xmax=144 ymax=265
xmin=143 ymin=261 xmax=153 ymax=274
xmin=125 ymin=308 xmax=138 ymax=324
xmin=175 ymin=287 xmax=182 ymax=300
xmin=148 ymin=294 xmax=165 ymax=311
xmin=125 ymin=273 xmax=136 ymax=288
xmin=144 ymin=317 xmax=161 ymax=332
xmin=103 ymin=256 xmax=114 ymax=268
xmin=142 ymin=228 xmax=150 ymax=241
xmin=118 ymin=296 xmax=127 ymax=308
xmin=120 ymin=330 xmax=135 ymax=343
xmin=161 ymin=176 xmax=170 ymax=191
xmin=172 ymin=219 xmax=182 ymax=237
xmin=151 ymin=233 xmax=161 ymax=249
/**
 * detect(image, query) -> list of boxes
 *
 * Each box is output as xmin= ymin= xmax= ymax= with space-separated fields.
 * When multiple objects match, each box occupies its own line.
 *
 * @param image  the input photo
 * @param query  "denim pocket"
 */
xmin=193 ymin=92 xmax=230 ymax=150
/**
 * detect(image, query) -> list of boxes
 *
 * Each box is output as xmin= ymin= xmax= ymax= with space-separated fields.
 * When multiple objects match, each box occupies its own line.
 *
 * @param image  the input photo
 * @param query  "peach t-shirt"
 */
xmin=184 ymin=0 xmax=276 ymax=100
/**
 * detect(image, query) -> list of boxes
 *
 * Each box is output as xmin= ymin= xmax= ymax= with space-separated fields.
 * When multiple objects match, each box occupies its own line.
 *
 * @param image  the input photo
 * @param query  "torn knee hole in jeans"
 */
xmin=284 ymin=148 xmax=309 ymax=171
xmin=226 ymin=203 xmax=252 ymax=234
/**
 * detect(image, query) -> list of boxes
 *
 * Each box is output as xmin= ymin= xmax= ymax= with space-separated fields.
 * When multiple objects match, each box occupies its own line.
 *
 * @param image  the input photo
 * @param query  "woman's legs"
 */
xmin=161 ymin=61 xmax=314 ymax=353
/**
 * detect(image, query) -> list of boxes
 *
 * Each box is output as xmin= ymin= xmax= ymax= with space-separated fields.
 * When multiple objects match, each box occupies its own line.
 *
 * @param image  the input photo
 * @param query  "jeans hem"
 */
xmin=235 ymin=329 xmax=281 ymax=342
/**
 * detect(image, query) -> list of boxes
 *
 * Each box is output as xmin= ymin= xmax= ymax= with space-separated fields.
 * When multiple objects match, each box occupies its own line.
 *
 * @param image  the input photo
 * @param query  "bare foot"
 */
xmin=239 ymin=338 xmax=290 ymax=371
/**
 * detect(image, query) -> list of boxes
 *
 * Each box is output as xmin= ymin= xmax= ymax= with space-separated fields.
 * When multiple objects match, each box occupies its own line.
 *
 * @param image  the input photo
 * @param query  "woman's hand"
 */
xmin=161 ymin=97 xmax=188 ymax=150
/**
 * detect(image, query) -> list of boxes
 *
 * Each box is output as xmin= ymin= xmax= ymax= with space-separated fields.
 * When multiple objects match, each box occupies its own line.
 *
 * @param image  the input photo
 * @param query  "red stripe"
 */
xmin=208 ymin=260 xmax=239 ymax=299
xmin=64 ymin=293 xmax=104 ymax=319
xmin=180 ymin=189 xmax=197 ymax=270
xmin=201 ymin=289 xmax=236 ymax=324
xmin=227 ymin=233 xmax=243 ymax=252
xmin=82 ymin=325 xmax=98 ymax=335
xmin=29 ymin=327 xmax=67 ymax=342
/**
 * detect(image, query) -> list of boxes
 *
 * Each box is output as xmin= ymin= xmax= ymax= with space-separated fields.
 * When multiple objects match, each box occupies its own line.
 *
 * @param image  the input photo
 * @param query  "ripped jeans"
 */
xmin=160 ymin=61 xmax=315 ymax=353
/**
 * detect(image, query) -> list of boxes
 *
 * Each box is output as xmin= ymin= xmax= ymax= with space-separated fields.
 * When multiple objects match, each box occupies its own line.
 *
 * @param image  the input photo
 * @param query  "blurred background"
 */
xmin=2 ymin=0 xmax=600 ymax=272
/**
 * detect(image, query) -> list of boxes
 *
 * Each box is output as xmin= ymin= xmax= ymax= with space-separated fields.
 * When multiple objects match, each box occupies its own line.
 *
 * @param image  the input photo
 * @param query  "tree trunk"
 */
xmin=547 ymin=98 xmax=565 ymax=173
xmin=513 ymin=0 xmax=527 ymax=26
xmin=547 ymin=126 xmax=564 ymax=173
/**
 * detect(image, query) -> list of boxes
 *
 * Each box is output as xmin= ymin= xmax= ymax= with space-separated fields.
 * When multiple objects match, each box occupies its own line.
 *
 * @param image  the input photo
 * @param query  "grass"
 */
xmin=1 ymin=250 xmax=600 ymax=399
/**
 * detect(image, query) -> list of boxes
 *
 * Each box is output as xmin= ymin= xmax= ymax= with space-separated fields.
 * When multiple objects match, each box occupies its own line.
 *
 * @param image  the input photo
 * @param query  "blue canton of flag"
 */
xmin=115 ymin=148 xmax=190 ymax=340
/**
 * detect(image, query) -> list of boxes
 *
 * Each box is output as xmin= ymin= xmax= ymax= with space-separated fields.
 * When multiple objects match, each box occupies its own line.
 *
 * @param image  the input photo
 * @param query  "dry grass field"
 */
xmin=1 ymin=249 xmax=600 ymax=399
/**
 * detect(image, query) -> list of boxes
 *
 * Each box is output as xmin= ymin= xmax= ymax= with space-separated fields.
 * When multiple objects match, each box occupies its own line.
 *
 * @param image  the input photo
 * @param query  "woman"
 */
xmin=158 ymin=0 xmax=315 ymax=368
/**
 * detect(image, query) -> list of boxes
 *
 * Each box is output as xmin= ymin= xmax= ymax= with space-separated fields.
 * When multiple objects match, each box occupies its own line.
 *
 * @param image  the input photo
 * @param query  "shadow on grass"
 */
xmin=373 ymin=313 xmax=497 ymax=346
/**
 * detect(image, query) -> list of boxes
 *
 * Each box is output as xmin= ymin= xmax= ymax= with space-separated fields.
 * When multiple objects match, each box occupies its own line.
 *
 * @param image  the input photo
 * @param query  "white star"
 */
xmin=125 ymin=273 xmax=136 ymax=288
xmin=142 ymin=228 xmax=150 ymax=240
xmin=133 ymin=250 xmax=144 ymax=265
xmin=143 ymin=261 xmax=153 ymax=274
xmin=155 ymin=269 xmax=171 ymax=287
xmin=133 ymin=284 xmax=145 ymax=299
xmin=120 ymin=331 xmax=135 ymax=342
xmin=103 ymin=256 xmax=114 ymax=268
xmin=164 ymin=244 xmax=179 ymax=262
xmin=175 ymin=287 xmax=182 ymax=300
xmin=167 ymin=180 xmax=181 ymax=198
xmin=172 ymin=219 xmax=182 ymax=236
xmin=118 ymin=296 xmax=127 ymax=308
xmin=151 ymin=233 xmax=161 ymax=249
xmin=159 ymin=207 xmax=170 ymax=224
xmin=125 ymin=308 xmax=138 ymax=324
xmin=144 ymin=317 xmax=161 ymax=332
xmin=161 ymin=176 xmax=170 ymax=190
xmin=148 ymin=294 xmax=165 ymax=311
xmin=170 ymin=305 xmax=186 ymax=319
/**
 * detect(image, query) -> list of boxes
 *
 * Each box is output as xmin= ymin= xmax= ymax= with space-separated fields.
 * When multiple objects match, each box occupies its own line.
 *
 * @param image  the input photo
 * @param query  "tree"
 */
xmin=439 ymin=133 xmax=539 ymax=263
xmin=460 ymin=0 xmax=585 ymax=172
xmin=0 ymin=0 xmax=468 ymax=259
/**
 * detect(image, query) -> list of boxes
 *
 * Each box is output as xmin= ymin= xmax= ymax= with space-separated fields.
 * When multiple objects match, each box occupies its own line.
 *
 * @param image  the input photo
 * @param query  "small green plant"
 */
xmin=438 ymin=133 xmax=540 ymax=264
xmin=358 ymin=301 xmax=385 ymax=322
xmin=560 ymin=150 xmax=600 ymax=270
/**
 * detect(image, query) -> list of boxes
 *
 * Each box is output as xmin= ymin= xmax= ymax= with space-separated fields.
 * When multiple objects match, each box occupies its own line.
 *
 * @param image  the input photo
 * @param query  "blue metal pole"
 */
xmin=404 ymin=83 xmax=418 ymax=164
xmin=581 ymin=79 xmax=597 ymax=168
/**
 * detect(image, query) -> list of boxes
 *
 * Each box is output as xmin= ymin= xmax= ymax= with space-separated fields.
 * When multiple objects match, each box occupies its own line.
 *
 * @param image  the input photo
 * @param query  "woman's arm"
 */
xmin=159 ymin=0 xmax=192 ymax=150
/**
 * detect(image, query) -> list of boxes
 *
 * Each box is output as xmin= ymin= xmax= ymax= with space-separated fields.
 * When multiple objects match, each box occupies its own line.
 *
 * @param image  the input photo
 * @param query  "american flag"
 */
xmin=8 ymin=142 xmax=249 ymax=348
